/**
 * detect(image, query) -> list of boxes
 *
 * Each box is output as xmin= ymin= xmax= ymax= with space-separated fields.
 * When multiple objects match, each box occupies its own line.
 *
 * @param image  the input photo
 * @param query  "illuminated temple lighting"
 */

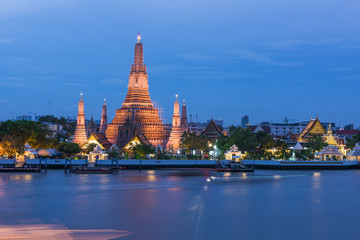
xmin=105 ymin=34 xmax=167 ymax=148
xmin=73 ymin=93 xmax=87 ymax=145
xmin=166 ymin=95 xmax=182 ymax=151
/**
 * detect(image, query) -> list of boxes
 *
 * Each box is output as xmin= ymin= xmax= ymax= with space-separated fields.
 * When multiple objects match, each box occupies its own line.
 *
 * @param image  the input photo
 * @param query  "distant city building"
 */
xmin=46 ymin=124 xmax=63 ymax=138
xmin=344 ymin=124 xmax=354 ymax=130
xmin=189 ymin=122 xmax=207 ymax=135
xmin=16 ymin=115 xmax=32 ymax=121
xmin=335 ymin=129 xmax=360 ymax=142
xmin=241 ymin=115 xmax=249 ymax=128
xmin=268 ymin=122 xmax=307 ymax=136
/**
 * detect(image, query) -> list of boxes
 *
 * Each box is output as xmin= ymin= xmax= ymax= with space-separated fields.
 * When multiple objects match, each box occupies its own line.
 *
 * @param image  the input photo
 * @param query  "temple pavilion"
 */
xmin=347 ymin=143 xmax=360 ymax=161
xmin=317 ymin=145 xmax=344 ymax=161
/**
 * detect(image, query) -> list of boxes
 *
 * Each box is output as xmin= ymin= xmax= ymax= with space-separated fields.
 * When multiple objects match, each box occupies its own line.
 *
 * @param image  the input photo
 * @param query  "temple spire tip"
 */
xmin=137 ymin=33 xmax=141 ymax=42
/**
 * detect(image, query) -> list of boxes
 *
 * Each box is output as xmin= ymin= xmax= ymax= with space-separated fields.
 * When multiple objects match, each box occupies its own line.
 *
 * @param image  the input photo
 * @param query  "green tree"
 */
xmin=306 ymin=135 xmax=327 ymax=154
xmin=256 ymin=131 xmax=275 ymax=158
xmin=346 ymin=133 xmax=360 ymax=150
xmin=275 ymin=140 xmax=288 ymax=160
xmin=131 ymin=142 xmax=155 ymax=159
xmin=0 ymin=120 xmax=53 ymax=157
xmin=85 ymin=143 xmax=97 ymax=154
xmin=228 ymin=127 xmax=258 ymax=153
xmin=180 ymin=132 xmax=210 ymax=157
xmin=57 ymin=142 xmax=81 ymax=158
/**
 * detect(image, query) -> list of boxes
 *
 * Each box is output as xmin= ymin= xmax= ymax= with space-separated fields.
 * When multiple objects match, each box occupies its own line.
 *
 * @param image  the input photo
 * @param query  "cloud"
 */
xmin=333 ymin=75 xmax=360 ymax=81
xmin=265 ymin=38 xmax=344 ymax=51
xmin=179 ymin=52 xmax=217 ymax=62
xmin=228 ymin=49 xmax=301 ymax=66
xmin=100 ymin=78 xmax=126 ymax=85
xmin=0 ymin=0 xmax=79 ymax=19
xmin=0 ymin=77 xmax=28 ymax=88
xmin=0 ymin=56 xmax=49 ymax=73
xmin=329 ymin=65 xmax=360 ymax=72
xmin=150 ymin=64 xmax=210 ymax=72
xmin=0 ymin=38 xmax=16 ymax=44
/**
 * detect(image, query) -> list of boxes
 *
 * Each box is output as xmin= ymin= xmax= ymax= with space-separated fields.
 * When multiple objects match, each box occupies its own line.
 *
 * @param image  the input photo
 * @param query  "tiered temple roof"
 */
xmin=83 ymin=133 xmax=113 ymax=150
xmin=298 ymin=117 xmax=326 ymax=142
xmin=201 ymin=119 xmax=223 ymax=141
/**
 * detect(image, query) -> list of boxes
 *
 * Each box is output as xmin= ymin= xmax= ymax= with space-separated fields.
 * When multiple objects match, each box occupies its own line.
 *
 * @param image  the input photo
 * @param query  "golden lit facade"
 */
xmin=298 ymin=117 xmax=326 ymax=142
xmin=73 ymin=93 xmax=88 ymax=145
xmin=166 ymin=95 xmax=183 ymax=152
xmin=106 ymin=34 xmax=167 ymax=148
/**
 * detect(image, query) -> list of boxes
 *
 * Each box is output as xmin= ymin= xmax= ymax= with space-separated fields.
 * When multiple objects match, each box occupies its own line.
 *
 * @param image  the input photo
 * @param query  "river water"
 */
xmin=0 ymin=169 xmax=360 ymax=240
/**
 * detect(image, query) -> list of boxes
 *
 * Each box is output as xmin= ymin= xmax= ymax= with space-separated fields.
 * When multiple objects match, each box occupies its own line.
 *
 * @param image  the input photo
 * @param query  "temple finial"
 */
xmin=137 ymin=33 xmax=141 ymax=42
xmin=175 ymin=94 xmax=178 ymax=101
xmin=80 ymin=93 xmax=83 ymax=100
xmin=104 ymin=98 xmax=106 ymax=104
xmin=183 ymin=99 xmax=185 ymax=104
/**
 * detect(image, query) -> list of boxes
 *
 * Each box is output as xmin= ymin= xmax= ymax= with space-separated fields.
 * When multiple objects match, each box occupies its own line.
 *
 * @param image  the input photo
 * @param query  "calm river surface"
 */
xmin=1 ymin=169 xmax=360 ymax=239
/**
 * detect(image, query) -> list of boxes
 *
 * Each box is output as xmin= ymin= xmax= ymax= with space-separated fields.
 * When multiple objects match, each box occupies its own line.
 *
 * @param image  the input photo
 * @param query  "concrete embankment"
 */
xmin=242 ymin=160 xmax=359 ymax=170
xmin=0 ymin=159 xmax=217 ymax=170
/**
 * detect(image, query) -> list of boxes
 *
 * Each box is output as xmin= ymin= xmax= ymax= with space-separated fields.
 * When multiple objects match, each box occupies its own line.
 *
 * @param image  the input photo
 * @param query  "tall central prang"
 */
xmin=106 ymin=34 xmax=167 ymax=148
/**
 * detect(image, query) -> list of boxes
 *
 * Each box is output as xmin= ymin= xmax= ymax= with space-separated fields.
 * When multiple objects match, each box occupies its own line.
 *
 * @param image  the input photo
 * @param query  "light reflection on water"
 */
xmin=0 ymin=170 xmax=360 ymax=240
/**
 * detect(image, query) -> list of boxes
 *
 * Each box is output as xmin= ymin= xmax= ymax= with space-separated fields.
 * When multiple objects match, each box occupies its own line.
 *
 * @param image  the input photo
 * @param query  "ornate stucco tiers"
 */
xmin=73 ymin=93 xmax=88 ymax=145
xmin=180 ymin=99 xmax=188 ymax=132
xmin=166 ymin=95 xmax=183 ymax=152
xmin=106 ymin=34 xmax=167 ymax=148
xmin=99 ymin=99 xmax=108 ymax=133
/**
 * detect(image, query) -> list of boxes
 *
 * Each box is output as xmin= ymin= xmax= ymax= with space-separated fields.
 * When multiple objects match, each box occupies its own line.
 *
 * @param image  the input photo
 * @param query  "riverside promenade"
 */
xmin=1 ymin=159 xmax=359 ymax=171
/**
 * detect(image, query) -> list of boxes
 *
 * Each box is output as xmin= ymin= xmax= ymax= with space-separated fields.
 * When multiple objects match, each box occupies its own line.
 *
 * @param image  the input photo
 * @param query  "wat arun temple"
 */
xmin=72 ymin=34 xmax=187 ymax=151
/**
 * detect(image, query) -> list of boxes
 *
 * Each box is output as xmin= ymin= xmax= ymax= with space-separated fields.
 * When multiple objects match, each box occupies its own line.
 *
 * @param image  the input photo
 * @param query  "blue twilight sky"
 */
xmin=0 ymin=0 xmax=359 ymax=127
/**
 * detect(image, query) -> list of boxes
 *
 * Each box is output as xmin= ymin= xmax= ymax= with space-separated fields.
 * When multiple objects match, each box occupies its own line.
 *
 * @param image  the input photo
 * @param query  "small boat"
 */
xmin=214 ymin=161 xmax=255 ymax=172
xmin=71 ymin=166 xmax=124 ymax=174
xmin=214 ymin=167 xmax=254 ymax=173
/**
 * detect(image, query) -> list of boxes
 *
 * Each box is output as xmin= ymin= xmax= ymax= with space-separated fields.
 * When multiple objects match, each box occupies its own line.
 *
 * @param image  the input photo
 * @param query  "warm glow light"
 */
xmin=0 ymin=224 xmax=131 ymax=239
xmin=147 ymin=175 xmax=156 ymax=182
xmin=313 ymin=172 xmax=321 ymax=177
xmin=137 ymin=33 xmax=141 ymax=42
